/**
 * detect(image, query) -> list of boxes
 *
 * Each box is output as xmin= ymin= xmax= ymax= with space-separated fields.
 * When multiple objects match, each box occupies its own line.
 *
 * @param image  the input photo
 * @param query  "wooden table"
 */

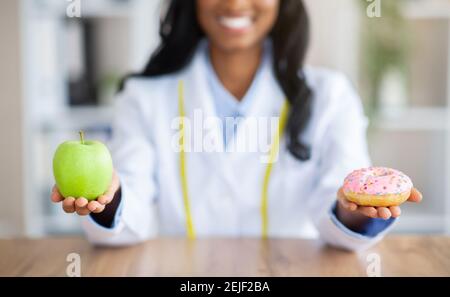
xmin=0 ymin=235 xmax=449 ymax=276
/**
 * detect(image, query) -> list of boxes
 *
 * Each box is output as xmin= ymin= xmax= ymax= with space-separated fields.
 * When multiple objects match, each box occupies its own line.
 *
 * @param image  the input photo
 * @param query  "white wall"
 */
xmin=0 ymin=0 xmax=26 ymax=237
xmin=304 ymin=0 xmax=361 ymax=85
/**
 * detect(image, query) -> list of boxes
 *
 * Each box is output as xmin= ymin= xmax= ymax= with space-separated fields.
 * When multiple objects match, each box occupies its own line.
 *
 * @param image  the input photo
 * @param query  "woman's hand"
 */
xmin=336 ymin=187 xmax=423 ymax=231
xmin=337 ymin=187 xmax=422 ymax=219
xmin=50 ymin=171 xmax=120 ymax=216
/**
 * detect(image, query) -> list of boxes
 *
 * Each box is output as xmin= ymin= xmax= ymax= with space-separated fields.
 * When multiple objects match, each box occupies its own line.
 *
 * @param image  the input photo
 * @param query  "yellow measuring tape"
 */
xmin=177 ymin=80 xmax=289 ymax=239
xmin=178 ymin=80 xmax=196 ymax=239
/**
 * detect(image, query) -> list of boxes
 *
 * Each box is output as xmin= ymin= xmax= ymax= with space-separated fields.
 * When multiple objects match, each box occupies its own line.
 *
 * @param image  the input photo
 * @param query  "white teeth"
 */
xmin=218 ymin=16 xmax=252 ymax=30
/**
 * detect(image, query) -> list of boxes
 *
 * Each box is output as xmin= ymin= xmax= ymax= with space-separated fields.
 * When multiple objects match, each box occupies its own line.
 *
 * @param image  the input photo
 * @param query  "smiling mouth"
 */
xmin=218 ymin=16 xmax=253 ymax=30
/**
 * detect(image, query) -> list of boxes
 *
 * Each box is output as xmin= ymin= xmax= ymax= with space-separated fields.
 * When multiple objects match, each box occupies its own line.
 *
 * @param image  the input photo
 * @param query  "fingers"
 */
xmin=59 ymin=191 xmax=90 ymax=215
xmin=357 ymin=206 xmax=378 ymax=218
xmin=75 ymin=197 xmax=90 ymax=216
xmin=98 ymin=171 xmax=120 ymax=205
xmin=75 ymin=197 xmax=88 ymax=208
xmin=337 ymin=188 xmax=358 ymax=211
xmin=87 ymin=201 xmax=105 ymax=213
xmin=62 ymin=197 xmax=76 ymax=213
xmin=53 ymin=173 xmax=118 ymax=215
xmin=389 ymin=206 xmax=401 ymax=218
xmin=51 ymin=186 xmax=64 ymax=203
xmin=97 ymin=194 xmax=113 ymax=205
xmin=61 ymin=197 xmax=105 ymax=215
xmin=337 ymin=188 xmax=378 ymax=218
xmin=408 ymin=188 xmax=423 ymax=203
xmin=357 ymin=206 xmax=401 ymax=219
xmin=340 ymin=198 xmax=358 ymax=211
xmin=76 ymin=198 xmax=107 ymax=215
xmin=338 ymin=186 xmax=417 ymax=219
xmin=377 ymin=207 xmax=391 ymax=220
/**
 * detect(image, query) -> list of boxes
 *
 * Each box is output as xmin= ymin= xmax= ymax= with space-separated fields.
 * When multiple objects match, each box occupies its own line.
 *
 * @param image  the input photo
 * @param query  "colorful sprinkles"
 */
xmin=343 ymin=167 xmax=413 ymax=196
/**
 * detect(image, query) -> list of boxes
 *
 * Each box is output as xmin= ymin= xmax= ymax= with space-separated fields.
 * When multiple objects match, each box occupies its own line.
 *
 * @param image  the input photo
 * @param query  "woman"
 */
xmin=51 ymin=0 xmax=421 ymax=251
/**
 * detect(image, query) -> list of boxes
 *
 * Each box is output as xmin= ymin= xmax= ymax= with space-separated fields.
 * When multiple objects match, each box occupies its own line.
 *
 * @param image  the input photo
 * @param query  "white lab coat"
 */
xmin=82 ymin=44 xmax=394 ymax=251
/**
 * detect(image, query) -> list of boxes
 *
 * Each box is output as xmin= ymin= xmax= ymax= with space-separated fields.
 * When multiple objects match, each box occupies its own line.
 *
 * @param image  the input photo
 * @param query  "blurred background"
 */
xmin=0 ymin=0 xmax=448 ymax=237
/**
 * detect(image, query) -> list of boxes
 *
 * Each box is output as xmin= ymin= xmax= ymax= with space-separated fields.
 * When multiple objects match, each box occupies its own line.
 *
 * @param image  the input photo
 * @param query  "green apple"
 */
xmin=53 ymin=131 xmax=113 ymax=200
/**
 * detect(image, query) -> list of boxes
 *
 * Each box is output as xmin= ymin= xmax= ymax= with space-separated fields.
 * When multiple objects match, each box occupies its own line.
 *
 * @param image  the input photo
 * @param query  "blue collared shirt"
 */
xmin=203 ymin=41 xmax=270 ymax=146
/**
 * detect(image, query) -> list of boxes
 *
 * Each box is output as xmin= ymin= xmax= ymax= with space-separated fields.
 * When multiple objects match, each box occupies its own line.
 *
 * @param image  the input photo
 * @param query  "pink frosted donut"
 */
xmin=343 ymin=167 xmax=413 ymax=207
